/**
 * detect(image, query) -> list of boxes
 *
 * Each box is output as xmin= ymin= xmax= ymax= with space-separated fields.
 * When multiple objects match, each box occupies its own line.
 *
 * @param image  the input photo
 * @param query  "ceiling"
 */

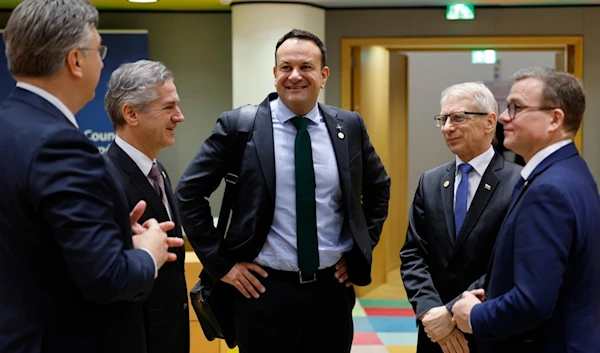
xmin=0 ymin=0 xmax=599 ymax=12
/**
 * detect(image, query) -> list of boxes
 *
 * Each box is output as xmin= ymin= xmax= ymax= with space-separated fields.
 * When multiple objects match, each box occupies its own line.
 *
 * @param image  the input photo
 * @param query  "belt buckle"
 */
xmin=299 ymin=271 xmax=317 ymax=284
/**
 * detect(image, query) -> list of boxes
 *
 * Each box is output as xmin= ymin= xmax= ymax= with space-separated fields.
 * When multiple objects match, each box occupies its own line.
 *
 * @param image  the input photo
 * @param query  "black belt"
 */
xmin=262 ymin=266 xmax=337 ymax=284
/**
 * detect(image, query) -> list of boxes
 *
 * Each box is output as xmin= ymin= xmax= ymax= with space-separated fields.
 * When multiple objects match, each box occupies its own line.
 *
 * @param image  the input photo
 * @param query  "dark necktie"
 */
xmin=510 ymin=176 xmax=526 ymax=206
xmin=290 ymin=116 xmax=319 ymax=279
xmin=148 ymin=162 xmax=164 ymax=199
xmin=454 ymin=163 xmax=474 ymax=237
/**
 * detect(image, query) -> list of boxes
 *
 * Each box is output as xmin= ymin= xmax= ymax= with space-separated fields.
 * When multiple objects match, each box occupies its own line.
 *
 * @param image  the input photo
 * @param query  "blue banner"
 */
xmin=0 ymin=31 xmax=148 ymax=153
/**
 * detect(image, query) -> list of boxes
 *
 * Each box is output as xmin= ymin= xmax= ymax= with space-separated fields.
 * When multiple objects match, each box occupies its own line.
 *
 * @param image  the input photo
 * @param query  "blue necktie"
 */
xmin=454 ymin=163 xmax=474 ymax=237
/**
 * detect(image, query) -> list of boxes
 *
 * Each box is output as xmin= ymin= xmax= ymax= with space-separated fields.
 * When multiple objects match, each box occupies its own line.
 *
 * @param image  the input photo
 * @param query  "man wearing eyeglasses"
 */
xmin=452 ymin=68 xmax=600 ymax=353
xmin=0 ymin=1 xmax=183 ymax=352
xmin=401 ymin=82 xmax=522 ymax=353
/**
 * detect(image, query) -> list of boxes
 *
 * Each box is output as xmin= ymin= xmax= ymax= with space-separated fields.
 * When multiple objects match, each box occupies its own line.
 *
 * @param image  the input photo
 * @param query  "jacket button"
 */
xmin=183 ymin=303 xmax=188 ymax=310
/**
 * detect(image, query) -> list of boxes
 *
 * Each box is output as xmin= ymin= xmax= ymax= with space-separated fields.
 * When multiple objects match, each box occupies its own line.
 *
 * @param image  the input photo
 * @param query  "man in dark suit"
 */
xmin=0 ymin=1 xmax=183 ymax=353
xmin=176 ymin=29 xmax=390 ymax=353
xmin=400 ymin=82 xmax=522 ymax=353
xmin=104 ymin=60 xmax=189 ymax=353
xmin=453 ymin=68 xmax=600 ymax=352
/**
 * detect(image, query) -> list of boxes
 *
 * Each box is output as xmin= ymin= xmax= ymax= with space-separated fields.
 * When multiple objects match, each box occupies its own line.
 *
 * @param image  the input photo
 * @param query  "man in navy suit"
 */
xmin=177 ymin=29 xmax=390 ymax=353
xmin=452 ymin=67 xmax=600 ymax=352
xmin=0 ymin=1 xmax=183 ymax=352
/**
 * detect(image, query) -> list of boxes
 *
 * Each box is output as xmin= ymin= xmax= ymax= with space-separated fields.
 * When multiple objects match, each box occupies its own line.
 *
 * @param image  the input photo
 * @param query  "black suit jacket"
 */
xmin=105 ymin=143 xmax=189 ymax=353
xmin=400 ymin=151 xmax=522 ymax=353
xmin=0 ymin=88 xmax=155 ymax=353
xmin=176 ymin=93 xmax=390 ymax=286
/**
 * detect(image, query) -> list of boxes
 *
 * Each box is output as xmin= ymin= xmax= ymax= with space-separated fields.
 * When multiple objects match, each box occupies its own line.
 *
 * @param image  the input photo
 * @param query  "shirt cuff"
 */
xmin=140 ymin=248 xmax=158 ymax=279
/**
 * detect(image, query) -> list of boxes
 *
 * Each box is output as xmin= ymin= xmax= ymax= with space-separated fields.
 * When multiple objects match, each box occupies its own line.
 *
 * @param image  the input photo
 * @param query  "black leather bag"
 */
xmin=189 ymin=269 xmax=236 ymax=348
xmin=188 ymin=104 xmax=258 ymax=349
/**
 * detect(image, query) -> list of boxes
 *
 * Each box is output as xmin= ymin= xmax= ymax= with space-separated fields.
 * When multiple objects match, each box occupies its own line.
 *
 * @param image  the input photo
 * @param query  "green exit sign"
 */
xmin=472 ymin=50 xmax=497 ymax=64
xmin=446 ymin=4 xmax=475 ymax=20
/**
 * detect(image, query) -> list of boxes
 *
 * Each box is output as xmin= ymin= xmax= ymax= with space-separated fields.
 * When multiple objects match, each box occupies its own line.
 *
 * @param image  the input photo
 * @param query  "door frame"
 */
xmin=341 ymin=36 xmax=584 ymax=150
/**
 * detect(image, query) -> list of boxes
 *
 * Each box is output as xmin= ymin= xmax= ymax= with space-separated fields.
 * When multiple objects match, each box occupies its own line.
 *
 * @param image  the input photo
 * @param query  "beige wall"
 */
xmin=325 ymin=6 xmax=600 ymax=183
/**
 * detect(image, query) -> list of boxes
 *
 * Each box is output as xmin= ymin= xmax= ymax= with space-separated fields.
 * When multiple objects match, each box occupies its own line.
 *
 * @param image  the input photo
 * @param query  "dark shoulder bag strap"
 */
xmin=216 ymin=104 xmax=258 ymax=236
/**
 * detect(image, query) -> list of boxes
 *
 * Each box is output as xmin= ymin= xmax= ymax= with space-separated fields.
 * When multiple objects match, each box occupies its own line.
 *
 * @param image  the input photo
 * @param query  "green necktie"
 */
xmin=290 ymin=116 xmax=319 ymax=279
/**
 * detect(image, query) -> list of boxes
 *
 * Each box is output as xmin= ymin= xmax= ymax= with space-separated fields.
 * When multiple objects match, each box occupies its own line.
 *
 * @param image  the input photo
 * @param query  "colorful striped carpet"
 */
xmin=351 ymin=298 xmax=417 ymax=353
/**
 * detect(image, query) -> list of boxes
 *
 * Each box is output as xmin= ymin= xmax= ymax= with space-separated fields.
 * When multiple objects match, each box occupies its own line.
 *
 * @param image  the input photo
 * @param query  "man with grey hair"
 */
xmin=0 ymin=1 xmax=183 ymax=353
xmin=104 ymin=59 xmax=188 ymax=353
xmin=453 ymin=68 xmax=600 ymax=352
xmin=401 ymin=81 xmax=522 ymax=353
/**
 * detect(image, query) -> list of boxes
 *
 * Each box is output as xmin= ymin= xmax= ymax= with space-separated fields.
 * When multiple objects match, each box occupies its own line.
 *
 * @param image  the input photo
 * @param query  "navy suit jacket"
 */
xmin=471 ymin=143 xmax=600 ymax=353
xmin=0 ymin=88 xmax=156 ymax=353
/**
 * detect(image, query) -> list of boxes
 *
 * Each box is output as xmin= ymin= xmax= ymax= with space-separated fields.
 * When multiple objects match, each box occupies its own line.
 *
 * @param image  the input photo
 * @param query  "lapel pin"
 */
xmin=524 ymin=181 xmax=529 ymax=186
xmin=443 ymin=181 xmax=449 ymax=188
xmin=162 ymin=170 xmax=166 ymax=179
xmin=336 ymin=124 xmax=344 ymax=140
xmin=484 ymin=183 xmax=491 ymax=190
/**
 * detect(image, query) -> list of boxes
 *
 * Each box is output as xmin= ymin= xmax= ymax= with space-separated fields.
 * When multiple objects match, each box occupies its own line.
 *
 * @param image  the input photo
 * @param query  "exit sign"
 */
xmin=446 ymin=4 xmax=475 ymax=20
xmin=472 ymin=50 xmax=497 ymax=64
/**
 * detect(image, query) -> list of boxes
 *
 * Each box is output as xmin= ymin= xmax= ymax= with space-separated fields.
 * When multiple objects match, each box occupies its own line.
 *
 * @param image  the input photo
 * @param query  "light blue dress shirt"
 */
xmin=254 ymin=98 xmax=353 ymax=271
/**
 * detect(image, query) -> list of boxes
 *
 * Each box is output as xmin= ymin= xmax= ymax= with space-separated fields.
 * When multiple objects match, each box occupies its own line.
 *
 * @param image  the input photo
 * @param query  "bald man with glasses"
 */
xmin=401 ymin=81 xmax=522 ymax=353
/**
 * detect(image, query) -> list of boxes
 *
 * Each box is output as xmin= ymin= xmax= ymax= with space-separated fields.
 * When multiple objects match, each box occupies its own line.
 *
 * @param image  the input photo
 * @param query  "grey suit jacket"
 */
xmin=400 ymin=151 xmax=522 ymax=352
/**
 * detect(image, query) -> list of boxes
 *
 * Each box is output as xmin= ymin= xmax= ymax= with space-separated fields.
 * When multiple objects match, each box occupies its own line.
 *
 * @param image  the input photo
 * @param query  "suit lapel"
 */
xmin=504 ymin=142 xmax=578 ymax=220
xmin=320 ymin=104 xmax=352 ymax=213
xmin=253 ymin=94 xmax=276 ymax=204
xmin=451 ymin=152 xmax=502 ymax=258
xmin=107 ymin=143 xmax=169 ymax=222
xmin=441 ymin=164 xmax=457 ymax=246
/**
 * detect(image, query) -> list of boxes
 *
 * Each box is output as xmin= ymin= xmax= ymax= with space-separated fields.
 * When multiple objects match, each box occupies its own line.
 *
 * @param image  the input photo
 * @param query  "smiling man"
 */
xmin=104 ymin=60 xmax=189 ymax=353
xmin=401 ymin=82 xmax=521 ymax=353
xmin=452 ymin=67 xmax=600 ymax=353
xmin=176 ymin=29 xmax=390 ymax=353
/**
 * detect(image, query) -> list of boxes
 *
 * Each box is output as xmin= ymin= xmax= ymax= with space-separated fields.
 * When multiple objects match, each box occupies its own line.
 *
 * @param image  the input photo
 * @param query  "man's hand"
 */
xmin=438 ymin=328 xmax=469 ymax=353
xmin=221 ymin=262 xmax=268 ymax=299
xmin=132 ymin=218 xmax=181 ymax=268
xmin=130 ymin=201 xmax=147 ymax=235
xmin=334 ymin=258 xmax=353 ymax=287
xmin=422 ymin=306 xmax=455 ymax=342
xmin=469 ymin=288 xmax=485 ymax=302
xmin=451 ymin=291 xmax=482 ymax=334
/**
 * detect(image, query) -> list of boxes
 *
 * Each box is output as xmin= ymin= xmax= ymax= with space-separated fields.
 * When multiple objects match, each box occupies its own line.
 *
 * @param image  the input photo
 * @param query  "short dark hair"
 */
xmin=512 ymin=67 xmax=586 ymax=135
xmin=275 ymin=29 xmax=327 ymax=68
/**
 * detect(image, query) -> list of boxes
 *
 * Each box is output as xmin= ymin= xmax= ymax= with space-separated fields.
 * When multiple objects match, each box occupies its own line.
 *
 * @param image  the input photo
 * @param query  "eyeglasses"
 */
xmin=503 ymin=102 xmax=557 ymax=120
xmin=433 ymin=111 xmax=488 ymax=128
xmin=78 ymin=45 xmax=108 ymax=60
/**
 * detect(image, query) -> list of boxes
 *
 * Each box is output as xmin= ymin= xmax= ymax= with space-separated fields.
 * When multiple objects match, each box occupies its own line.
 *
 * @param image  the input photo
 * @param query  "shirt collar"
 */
xmin=16 ymin=82 xmax=79 ymax=128
xmin=275 ymin=98 xmax=320 ymax=125
xmin=521 ymin=139 xmax=573 ymax=180
xmin=114 ymin=135 xmax=156 ymax=176
xmin=455 ymin=145 xmax=495 ymax=176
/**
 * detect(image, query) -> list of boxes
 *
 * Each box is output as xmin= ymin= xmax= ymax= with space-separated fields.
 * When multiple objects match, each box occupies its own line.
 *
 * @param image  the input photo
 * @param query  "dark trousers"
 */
xmin=233 ymin=267 xmax=356 ymax=353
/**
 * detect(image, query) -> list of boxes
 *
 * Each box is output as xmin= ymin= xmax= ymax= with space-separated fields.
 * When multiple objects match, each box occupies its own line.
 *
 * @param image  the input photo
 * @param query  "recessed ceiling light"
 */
xmin=128 ymin=0 xmax=158 ymax=3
